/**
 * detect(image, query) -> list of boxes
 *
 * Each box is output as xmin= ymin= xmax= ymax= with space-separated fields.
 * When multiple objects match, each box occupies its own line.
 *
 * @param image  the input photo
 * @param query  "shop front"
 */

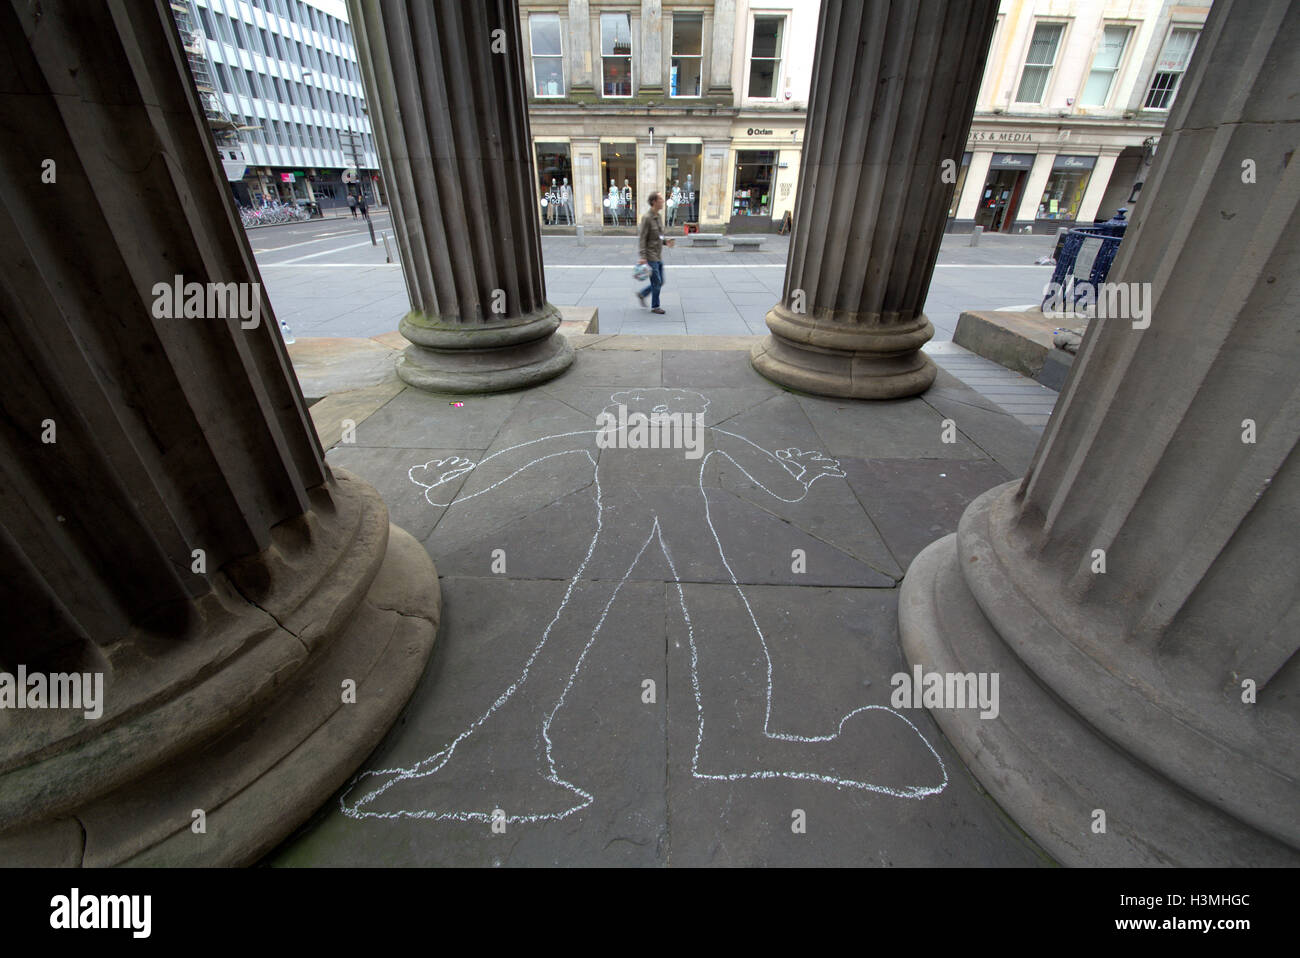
xmin=665 ymin=142 xmax=701 ymax=226
xmin=600 ymin=141 xmax=637 ymax=227
xmin=527 ymin=115 xmax=758 ymax=233
xmin=973 ymin=153 xmax=1034 ymax=233
xmin=535 ymin=141 xmax=575 ymax=227
xmin=948 ymin=118 xmax=1164 ymax=233
xmin=1035 ymin=155 xmax=1096 ymax=226
xmin=726 ymin=122 xmax=804 ymax=232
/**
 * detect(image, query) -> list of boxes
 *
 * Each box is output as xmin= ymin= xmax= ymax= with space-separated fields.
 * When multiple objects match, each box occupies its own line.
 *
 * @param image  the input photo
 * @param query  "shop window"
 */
xmin=1037 ymin=157 xmax=1095 ymax=221
xmin=601 ymin=142 xmax=636 ymax=225
xmin=733 ymin=150 xmax=777 ymax=219
xmin=748 ymin=16 xmax=783 ymax=99
xmin=1015 ymin=22 xmax=1064 ymax=103
xmin=665 ymin=144 xmax=701 ymax=225
xmin=601 ymin=13 xmax=632 ymax=97
xmin=536 ymin=142 xmax=574 ymax=225
xmin=671 ymin=15 xmax=703 ymax=97
xmin=1144 ymin=28 xmax=1198 ymax=110
xmin=530 ymin=14 xmax=564 ymax=97
xmin=1080 ymin=25 xmax=1131 ymax=107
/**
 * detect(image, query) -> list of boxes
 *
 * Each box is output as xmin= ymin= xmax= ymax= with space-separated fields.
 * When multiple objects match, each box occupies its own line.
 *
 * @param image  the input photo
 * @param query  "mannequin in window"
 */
xmin=667 ymin=180 xmax=682 ymax=226
xmin=684 ymin=173 xmax=695 ymax=221
xmin=547 ymin=178 xmax=560 ymax=225
xmin=560 ymin=178 xmax=573 ymax=225
xmin=621 ymin=179 xmax=633 ymax=227
xmin=608 ymin=179 xmax=621 ymax=225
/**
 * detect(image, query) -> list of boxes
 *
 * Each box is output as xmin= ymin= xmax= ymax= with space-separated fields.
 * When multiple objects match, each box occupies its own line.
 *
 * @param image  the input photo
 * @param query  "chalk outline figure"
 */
xmin=340 ymin=389 xmax=947 ymax=824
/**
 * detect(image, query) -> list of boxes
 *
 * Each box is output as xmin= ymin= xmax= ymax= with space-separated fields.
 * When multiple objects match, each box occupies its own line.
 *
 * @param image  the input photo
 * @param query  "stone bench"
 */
xmin=728 ymin=237 xmax=765 ymax=251
xmin=689 ymin=233 xmax=724 ymax=247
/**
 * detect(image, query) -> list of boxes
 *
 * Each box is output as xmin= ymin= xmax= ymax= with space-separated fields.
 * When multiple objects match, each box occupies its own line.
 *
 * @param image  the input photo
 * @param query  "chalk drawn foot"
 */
xmin=342 ymin=724 xmax=593 ymax=824
xmin=694 ymin=704 xmax=948 ymax=799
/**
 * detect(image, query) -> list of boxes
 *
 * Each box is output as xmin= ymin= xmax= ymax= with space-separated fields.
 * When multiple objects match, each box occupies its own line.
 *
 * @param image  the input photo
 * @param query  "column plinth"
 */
xmin=750 ymin=0 xmax=997 ymax=400
xmin=752 ymin=304 xmax=937 ymax=399
xmin=899 ymin=0 xmax=1300 ymax=866
xmin=0 ymin=0 xmax=438 ymax=864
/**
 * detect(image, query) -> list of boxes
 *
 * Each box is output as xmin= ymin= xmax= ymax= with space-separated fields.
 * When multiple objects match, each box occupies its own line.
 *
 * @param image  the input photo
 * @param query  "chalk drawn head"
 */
xmin=605 ymin=388 xmax=710 ymax=418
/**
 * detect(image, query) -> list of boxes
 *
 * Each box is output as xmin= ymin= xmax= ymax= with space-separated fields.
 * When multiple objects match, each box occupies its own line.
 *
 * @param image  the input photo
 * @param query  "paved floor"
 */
xmin=925 ymin=341 xmax=1059 ymax=431
xmin=268 ymin=337 xmax=1052 ymax=866
xmin=254 ymin=219 xmax=1057 ymax=342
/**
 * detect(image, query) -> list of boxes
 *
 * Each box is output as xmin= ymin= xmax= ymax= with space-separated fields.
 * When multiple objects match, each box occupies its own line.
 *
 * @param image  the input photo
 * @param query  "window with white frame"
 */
xmin=1080 ymin=24 xmax=1131 ymax=106
xmin=530 ymin=14 xmax=564 ymax=97
xmin=601 ymin=13 xmax=632 ymax=97
xmin=1144 ymin=27 xmax=1198 ymax=110
xmin=748 ymin=15 xmax=784 ymax=99
xmin=671 ymin=14 xmax=703 ymax=97
xmin=1015 ymin=22 xmax=1065 ymax=103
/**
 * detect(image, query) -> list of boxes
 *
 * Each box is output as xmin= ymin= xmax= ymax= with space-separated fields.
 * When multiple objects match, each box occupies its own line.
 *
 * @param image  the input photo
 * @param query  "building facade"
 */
xmin=948 ymin=0 xmax=1213 ymax=233
xmin=521 ymin=0 xmax=819 ymax=233
xmin=180 ymin=0 xmax=384 ymax=211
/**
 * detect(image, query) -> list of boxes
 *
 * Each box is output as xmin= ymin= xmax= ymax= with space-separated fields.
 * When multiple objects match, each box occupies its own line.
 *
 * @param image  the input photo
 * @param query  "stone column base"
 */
xmin=0 ymin=470 xmax=440 ymax=866
xmin=397 ymin=305 xmax=575 ymax=393
xmin=750 ymin=305 xmax=937 ymax=399
xmin=898 ymin=482 xmax=1300 ymax=866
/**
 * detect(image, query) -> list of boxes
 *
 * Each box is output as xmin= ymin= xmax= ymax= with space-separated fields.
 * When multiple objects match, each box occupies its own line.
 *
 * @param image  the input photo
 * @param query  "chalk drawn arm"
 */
xmin=709 ymin=428 xmax=845 ymax=503
xmin=410 ymin=430 xmax=599 ymax=508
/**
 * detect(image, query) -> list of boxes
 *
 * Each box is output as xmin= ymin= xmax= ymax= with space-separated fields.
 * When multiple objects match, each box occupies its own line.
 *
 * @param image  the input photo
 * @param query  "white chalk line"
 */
xmin=692 ymin=446 xmax=948 ymax=798
xmin=340 ymin=449 xmax=604 ymax=824
xmin=340 ymin=390 xmax=947 ymax=823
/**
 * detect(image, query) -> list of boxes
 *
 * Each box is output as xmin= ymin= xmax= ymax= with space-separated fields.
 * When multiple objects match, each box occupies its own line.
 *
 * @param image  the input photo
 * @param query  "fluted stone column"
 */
xmin=348 ymin=0 xmax=574 ymax=393
xmin=751 ymin=0 xmax=997 ymax=399
xmin=0 ymin=0 xmax=438 ymax=865
xmin=899 ymin=0 xmax=1300 ymax=866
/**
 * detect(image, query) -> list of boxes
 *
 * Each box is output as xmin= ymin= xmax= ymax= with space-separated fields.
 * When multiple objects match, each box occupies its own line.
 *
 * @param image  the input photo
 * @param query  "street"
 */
xmin=252 ymin=214 xmax=1057 ymax=341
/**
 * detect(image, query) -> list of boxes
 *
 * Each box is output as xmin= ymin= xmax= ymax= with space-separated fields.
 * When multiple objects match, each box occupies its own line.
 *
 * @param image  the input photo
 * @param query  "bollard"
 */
xmin=382 ymin=231 xmax=392 ymax=263
xmin=575 ymin=225 xmax=585 ymax=247
xmin=969 ymin=225 xmax=982 ymax=247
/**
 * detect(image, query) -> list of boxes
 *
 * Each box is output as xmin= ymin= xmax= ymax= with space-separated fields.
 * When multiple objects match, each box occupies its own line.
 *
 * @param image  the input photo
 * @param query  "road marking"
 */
xmin=545 ymin=263 xmax=1049 ymax=269
xmin=267 ymin=239 xmax=379 ymax=265
xmin=259 ymin=262 xmax=1049 ymax=272
xmin=260 ymin=262 xmax=399 ymax=268
xmin=252 ymin=218 xmax=389 ymax=253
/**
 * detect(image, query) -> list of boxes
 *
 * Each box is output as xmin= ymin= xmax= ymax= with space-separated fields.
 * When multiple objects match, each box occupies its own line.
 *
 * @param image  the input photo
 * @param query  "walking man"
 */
xmin=636 ymin=192 xmax=675 ymax=314
xmin=348 ymin=192 xmax=358 ymax=218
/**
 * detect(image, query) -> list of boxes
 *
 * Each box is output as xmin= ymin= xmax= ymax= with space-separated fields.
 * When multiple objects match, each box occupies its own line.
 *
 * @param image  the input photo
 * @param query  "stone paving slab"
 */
xmin=270 ymin=337 xmax=1048 ymax=866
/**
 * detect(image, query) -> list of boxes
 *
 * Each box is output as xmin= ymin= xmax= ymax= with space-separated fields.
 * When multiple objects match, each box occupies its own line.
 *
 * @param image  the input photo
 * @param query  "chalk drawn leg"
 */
xmin=342 ymin=512 xmax=667 ymax=824
xmin=658 ymin=497 xmax=949 ymax=799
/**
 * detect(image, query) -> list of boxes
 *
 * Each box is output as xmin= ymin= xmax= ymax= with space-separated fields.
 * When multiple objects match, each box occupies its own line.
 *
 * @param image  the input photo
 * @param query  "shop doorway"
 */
xmin=730 ymin=149 xmax=778 ymax=232
xmin=536 ymin=142 xmax=575 ymax=227
xmin=601 ymin=142 xmax=637 ymax=227
xmin=975 ymin=168 xmax=1028 ymax=233
xmin=666 ymin=143 xmax=701 ymax=227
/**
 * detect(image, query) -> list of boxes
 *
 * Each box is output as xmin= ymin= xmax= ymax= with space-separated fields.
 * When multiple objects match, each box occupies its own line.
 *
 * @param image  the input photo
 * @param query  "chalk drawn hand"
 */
xmin=411 ymin=456 xmax=476 ymax=489
xmin=775 ymin=448 xmax=845 ymax=485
